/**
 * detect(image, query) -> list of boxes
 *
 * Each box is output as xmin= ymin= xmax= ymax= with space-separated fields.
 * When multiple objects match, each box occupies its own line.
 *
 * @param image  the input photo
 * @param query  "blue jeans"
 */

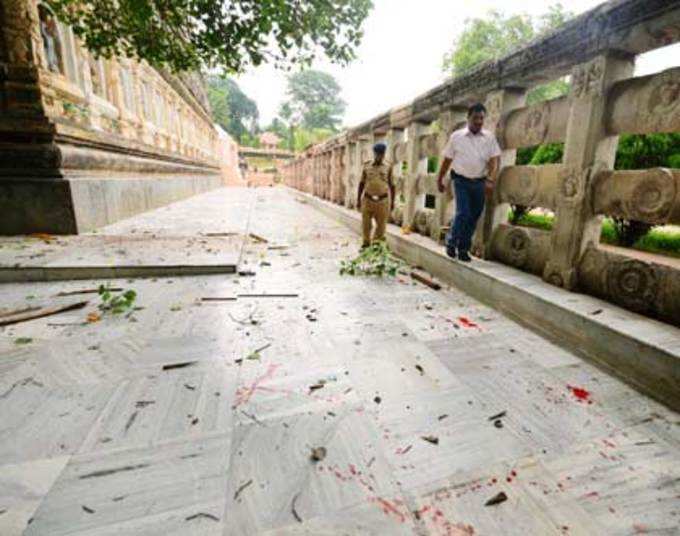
xmin=446 ymin=172 xmax=486 ymax=253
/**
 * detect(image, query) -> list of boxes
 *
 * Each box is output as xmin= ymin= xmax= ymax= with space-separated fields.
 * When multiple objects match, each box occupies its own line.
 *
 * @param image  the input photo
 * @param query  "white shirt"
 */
xmin=441 ymin=127 xmax=501 ymax=179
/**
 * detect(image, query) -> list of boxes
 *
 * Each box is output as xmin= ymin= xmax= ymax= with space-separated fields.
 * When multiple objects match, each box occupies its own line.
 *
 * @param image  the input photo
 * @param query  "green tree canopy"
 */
xmin=45 ymin=0 xmax=373 ymax=73
xmin=206 ymin=76 xmax=258 ymax=142
xmin=280 ymin=70 xmax=346 ymax=131
xmin=442 ymin=4 xmax=573 ymax=104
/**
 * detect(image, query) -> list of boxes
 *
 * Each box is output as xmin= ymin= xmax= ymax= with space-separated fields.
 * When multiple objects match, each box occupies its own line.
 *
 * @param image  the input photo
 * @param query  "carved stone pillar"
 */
xmin=384 ymin=128 xmax=403 ymax=220
xmin=472 ymin=88 xmax=526 ymax=257
xmin=404 ymin=122 xmax=426 ymax=230
xmin=543 ymin=52 xmax=634 ymax=289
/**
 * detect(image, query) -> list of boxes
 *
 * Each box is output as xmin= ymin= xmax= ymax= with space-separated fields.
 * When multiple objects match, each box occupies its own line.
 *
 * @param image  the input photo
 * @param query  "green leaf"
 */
xmin=14 ymin=337 xmax=33 ymax=345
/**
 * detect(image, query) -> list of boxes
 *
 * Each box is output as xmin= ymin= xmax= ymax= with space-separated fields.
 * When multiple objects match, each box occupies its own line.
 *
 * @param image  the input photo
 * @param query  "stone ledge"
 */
xmin=293 ymin=188 xmax=680 ymax=412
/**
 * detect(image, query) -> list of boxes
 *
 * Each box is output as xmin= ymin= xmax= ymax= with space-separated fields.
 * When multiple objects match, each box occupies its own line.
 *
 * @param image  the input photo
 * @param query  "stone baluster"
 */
xmin=471 ymin=88 xmax=526 ymax=257
xmin=403 ymin=122 xmax=426 ymax=230
xmin=543 ymin=52 xmax=634 ymax=289
xmin=343 ymin=141 xmax=354 ymax=208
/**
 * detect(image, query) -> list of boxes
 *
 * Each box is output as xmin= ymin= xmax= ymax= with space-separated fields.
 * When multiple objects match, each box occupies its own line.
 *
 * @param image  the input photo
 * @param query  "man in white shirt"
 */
xmin=436 ymin=103 xmax=501 ymax=262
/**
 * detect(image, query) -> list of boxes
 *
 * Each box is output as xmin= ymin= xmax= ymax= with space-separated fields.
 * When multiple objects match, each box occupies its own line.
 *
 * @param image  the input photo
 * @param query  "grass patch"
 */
xmin=508 ymin=210 xmax=680 ymax=258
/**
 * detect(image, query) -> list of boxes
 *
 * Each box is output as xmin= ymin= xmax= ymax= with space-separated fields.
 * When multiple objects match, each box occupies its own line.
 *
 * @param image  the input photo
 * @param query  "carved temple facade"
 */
xmin=0 ymin=0 xmax=223 ymax=234
xmin=282 ymin=0 xmax=680 ymax=327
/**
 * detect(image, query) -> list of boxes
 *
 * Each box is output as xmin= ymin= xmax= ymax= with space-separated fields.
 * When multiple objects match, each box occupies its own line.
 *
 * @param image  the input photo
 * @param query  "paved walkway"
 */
xmin=0 ymin=187 xmax=678 ymax=535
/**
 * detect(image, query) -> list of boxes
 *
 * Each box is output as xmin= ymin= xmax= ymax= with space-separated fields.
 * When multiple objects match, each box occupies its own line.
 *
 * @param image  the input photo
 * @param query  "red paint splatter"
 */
xmin=510 ymin=470 xmax=517 ymax=477
xmin=567 ymin=384 xmax=592 ymax=404
xmin=458 ymin=316 xmax=479 ymax=328
xmin=584 ymin=491 xmax=599 ymax=499
xmin=349 ymin=464 xmax=358 ymax=475
xmin=232 ymin=364 xmax=281 ymax=407
xmin=373 ymin=497 xmax=407 ymax=523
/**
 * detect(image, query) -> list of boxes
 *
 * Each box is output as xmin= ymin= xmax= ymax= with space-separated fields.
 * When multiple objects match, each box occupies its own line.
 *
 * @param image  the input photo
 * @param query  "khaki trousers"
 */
xmin=361 ymin=197 xmax=389 ymax=247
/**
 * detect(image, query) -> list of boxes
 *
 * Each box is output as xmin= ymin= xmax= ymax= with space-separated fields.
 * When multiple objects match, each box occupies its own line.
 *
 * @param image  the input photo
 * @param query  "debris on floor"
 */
xmin=422 ymin=435 xmax=439 ymax=445
xmin=410 ymin=271 xmax=442 ymax=290
xmin=484 ymin=491 xmax=508 ymax=506
xmin=310 ymin=447 xmax=327 ymax=462
xmin=0 ymin=301 xmax=89 ymax=327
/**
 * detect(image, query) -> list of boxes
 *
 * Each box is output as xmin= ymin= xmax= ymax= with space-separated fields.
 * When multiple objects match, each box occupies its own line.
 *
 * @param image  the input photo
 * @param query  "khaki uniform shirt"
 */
xmin=361 ymin=160 xmax=391 ymax=196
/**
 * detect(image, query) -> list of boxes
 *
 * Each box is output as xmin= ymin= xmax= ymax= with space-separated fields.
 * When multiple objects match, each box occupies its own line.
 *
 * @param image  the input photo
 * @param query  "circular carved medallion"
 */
xmin=607 ymin=259 xmax=657 ymax=313
xmin=629 ymin=168 xmax=676 ymax=223
xmin=504 ymin=228 xmax=530 ymax=268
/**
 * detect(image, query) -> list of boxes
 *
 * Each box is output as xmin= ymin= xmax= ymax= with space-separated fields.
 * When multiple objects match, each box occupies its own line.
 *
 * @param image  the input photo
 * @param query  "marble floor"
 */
xmin=0 ymin=187 xmax=678 ymax=535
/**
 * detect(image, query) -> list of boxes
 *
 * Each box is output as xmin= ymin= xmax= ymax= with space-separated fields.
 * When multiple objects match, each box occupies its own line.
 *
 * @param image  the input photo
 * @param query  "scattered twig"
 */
xmin=410 ymin=271 xmax=441 ymax=291
xmin=162 ymin=361 xmax=197 ymax=371
xmin=267 ymin=245 xmax=289 ymax=250
xmin=82 ymin=505 xmax=95 ymax=514
xmin=488 ymin=410 xmax=507 ymax=421
xmin=438 ymin=414 xmax=449 ymax=421
xmin=240 ymin=410 xmax=265 ymax=426
xmin=201 ymin=297 xmax=237 ymax=302
xmin=415 ymin=364 xmax=424 ymax=375
xmin=421 ymin=435 xmax=439 ymax=445
xmin=590 ymin=309 xmax=603 ymax=315
xmin=233 ymin=479 xmax=254 ymax=501
xmin=309 ymin=383 xmax=325 ymax=393
xmin=56 ymin=288 xmax=122 ymax=296
xmin=0 ymin=301 xmax=88 ymax=327
xmin=203 ymin=232 xmax=238 ymax=237
xmin=291 ymin=493 xmax=303 ymax=523
xmin=484 ymin=491 xmax=508 ymax=506
xmin=237 ymin=294 xmax=299 ymax=298
xmin=249 ymin=233 xmax=269 ymax=243
xmin=185 ymin=512 xmax=220 ymax=522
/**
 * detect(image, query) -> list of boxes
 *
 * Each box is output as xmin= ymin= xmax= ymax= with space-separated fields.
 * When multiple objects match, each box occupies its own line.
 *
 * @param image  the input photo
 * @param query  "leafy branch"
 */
xmin=98 ymin=284 xmax=137 ymax=316
xmin=339 ymin=242 xmax=404 ymax=277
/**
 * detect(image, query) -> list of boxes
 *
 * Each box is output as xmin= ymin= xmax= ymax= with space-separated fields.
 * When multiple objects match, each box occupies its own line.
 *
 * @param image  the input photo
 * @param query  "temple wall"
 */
xmin=0 ymin=0 xmax=222 ymax=233
xmin=282 ymin=0 xmax=680 ymax=327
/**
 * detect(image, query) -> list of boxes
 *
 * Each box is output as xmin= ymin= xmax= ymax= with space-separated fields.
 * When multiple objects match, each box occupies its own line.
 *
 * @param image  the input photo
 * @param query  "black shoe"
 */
xmin=458 ymin=251 xmax=472 ymax=262
xmin=446 ymin=246 xmax=456 ymax=259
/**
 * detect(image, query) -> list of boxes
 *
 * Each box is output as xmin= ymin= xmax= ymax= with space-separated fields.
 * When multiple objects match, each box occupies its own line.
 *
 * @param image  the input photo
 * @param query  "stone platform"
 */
xmin=0 ymin=187 xmax=678 ymax=535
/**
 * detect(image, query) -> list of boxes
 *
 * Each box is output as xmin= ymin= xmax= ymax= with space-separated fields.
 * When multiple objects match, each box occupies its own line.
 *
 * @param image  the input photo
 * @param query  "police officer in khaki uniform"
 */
xmin=357 ymin=142 xmax=394 ymax=248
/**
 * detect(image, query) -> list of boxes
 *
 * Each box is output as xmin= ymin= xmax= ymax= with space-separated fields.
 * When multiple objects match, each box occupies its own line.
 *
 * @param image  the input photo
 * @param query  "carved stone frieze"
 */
xmin=571 ymin=56 xmax=606 ymax=99
xmin=644 ymin=69 xmax=680 ymax=132
xmin=520 ymin=102 xmax=551 ymax=147
xmin=504 ymin=227 xmax=530 ymax=268
xmin=630 ymin=168 xmax=677 ymax=222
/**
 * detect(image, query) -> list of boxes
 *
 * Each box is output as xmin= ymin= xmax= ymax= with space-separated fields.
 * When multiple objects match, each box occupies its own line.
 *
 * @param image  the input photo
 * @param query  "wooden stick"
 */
xmin=200 ymin=297 xmax=237 ymax=302
xmin=56 ymin=288 xmax=122 ymax=297
xmin=0 ymin=301 xmax=89 ymax=327
xmin=249 ymin=233 xmax=269 ymax=243
xmin=237 ymin=294 xmax=299 ymax=298
xmin=410 ymin=271 xmax=442 ymax=291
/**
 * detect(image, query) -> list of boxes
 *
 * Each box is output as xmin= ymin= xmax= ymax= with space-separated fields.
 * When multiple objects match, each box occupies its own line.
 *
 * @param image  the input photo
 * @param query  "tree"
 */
xmin=442 ymin=4 xmax=573 ymax=104
xmin=46 ymin=0 xmax=373 ymax=73
xmin=207 ymin=76 xmax=259 ymax=142
xmin=280 ymin=70 xmax=346 ymax=131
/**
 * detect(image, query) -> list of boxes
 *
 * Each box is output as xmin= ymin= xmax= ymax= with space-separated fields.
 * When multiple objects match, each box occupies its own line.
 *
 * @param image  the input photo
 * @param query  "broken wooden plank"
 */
xmin=410 ymin=271 xmax=441 ymax=291
xmin=0 ymin=301 xmax=88 ymax=327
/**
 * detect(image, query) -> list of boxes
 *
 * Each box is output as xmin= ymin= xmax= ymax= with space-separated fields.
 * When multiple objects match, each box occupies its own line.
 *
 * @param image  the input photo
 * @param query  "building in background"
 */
xmin=0 ymin=0 xmax=224 ymax=234
xmin=258 ymin=131 xmax=281 ymax=151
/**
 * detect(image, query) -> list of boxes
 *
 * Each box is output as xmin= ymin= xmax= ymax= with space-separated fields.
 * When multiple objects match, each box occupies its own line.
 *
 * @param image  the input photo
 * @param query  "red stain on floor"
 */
xmin=567 ymin=384 xmax=593 ymax=404
xmin=457 ymin=316 xmax=479 ymax=329
xmin=232 ymin=364 xmax=281 ymax=407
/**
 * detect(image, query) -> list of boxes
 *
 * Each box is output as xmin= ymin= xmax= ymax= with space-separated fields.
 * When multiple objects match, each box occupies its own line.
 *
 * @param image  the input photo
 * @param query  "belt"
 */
xmin=452 ymin=171 xmax=486 ymax=181
xmin=364 ymin=193 xmax=389 ymax=202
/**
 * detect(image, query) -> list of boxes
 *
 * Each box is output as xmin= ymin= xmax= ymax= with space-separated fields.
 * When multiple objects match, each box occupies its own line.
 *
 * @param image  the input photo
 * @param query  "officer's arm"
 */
xmin=357 ymin=168 xmax=366 ymax=208
xmin=437 ymin=157 xmax=452 ymax=183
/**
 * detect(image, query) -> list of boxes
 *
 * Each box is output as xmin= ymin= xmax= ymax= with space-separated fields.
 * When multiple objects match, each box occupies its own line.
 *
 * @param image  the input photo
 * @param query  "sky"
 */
xmin=236 ymin=0 xmax=679 ymax=129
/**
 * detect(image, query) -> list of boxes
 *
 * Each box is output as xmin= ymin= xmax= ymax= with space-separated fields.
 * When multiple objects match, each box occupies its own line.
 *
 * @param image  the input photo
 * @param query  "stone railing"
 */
xmin=282 ymin=0 xmax=680 ymax=327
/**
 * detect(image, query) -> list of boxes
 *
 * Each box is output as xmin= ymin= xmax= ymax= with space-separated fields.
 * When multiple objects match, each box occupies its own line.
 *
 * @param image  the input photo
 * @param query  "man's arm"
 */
xmin=357 ymin=168 xmax=366 ymax=208
xmin=485 ymin=156 xmax=500 ymax=195
xmin=437 ymin=157 xmax=452 ymax=193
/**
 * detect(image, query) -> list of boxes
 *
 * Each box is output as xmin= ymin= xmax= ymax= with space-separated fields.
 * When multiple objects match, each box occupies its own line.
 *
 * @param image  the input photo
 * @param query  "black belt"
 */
xmin=364 ymin=193 xmax=389 ymax=202
xmin=452 ymin=171 xmax=486 ymax=181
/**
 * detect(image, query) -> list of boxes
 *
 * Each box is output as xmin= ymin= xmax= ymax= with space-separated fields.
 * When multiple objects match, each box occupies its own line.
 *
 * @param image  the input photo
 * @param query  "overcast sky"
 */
xmin=236 ymin=0 xmax=679 ymax=128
